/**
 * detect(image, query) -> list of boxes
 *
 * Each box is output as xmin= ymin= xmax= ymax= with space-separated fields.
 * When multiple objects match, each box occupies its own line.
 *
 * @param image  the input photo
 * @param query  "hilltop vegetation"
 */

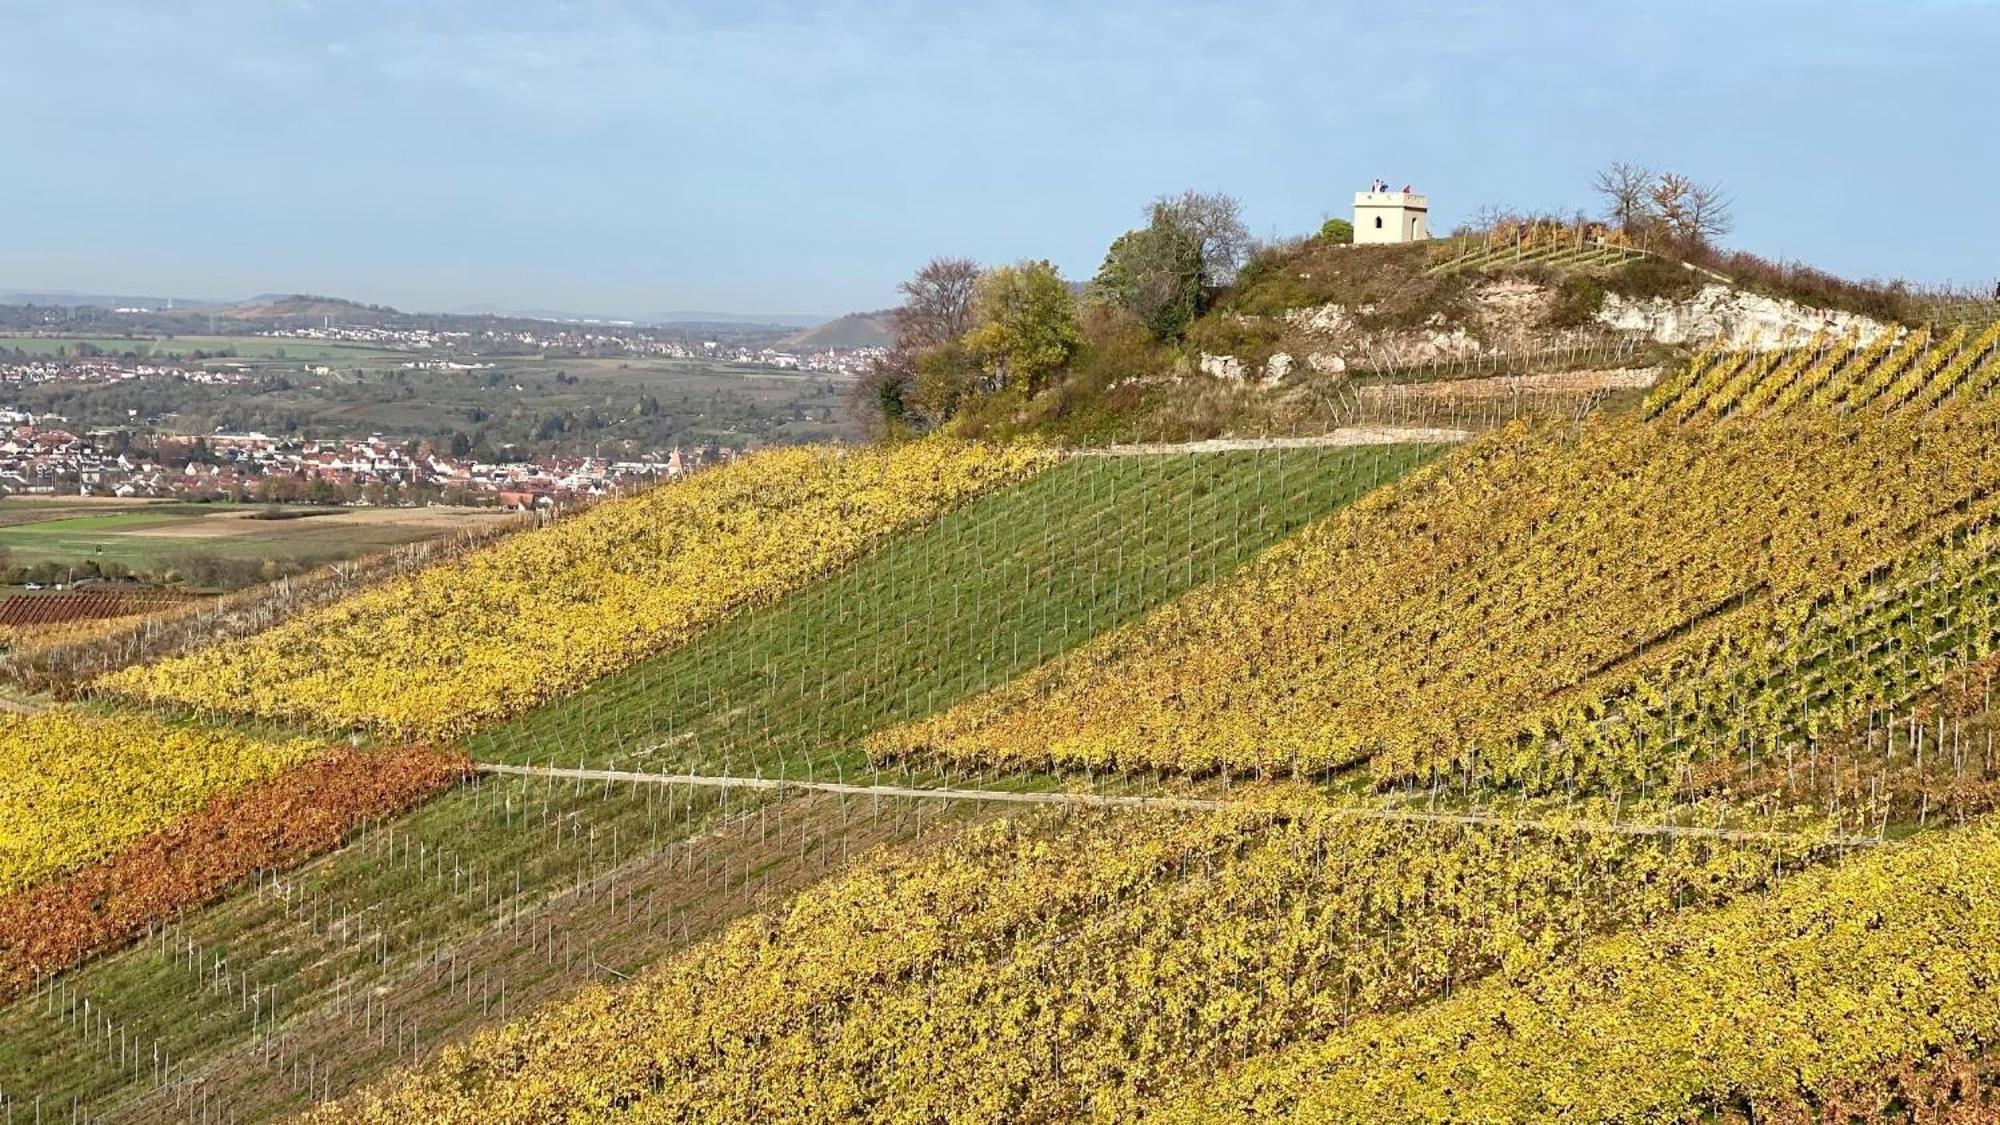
xmin=852 ymin=166 xmax=1941 ymax=446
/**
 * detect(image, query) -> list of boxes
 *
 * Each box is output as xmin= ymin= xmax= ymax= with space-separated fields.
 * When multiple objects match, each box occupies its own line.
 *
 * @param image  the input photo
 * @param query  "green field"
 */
xmin=0 ymin=335 xmax=408 ymax=361
xmin=0 ymin=500 xmax=519 ymax=581
xmin=0 ymin=350 xmax=859 ymax=454
xmin=0 ymin=444 xmax=1439 ymax=1120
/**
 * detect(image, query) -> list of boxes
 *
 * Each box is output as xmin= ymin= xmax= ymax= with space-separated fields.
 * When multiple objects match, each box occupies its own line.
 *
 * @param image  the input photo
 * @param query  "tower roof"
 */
xmin=1354 ymin=190 xmax=1428 ymax=210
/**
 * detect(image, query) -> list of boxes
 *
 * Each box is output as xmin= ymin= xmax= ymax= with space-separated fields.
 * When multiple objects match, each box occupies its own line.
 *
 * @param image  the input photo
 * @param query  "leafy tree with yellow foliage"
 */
xmin=963 ymin=260 xmax=1081 ymax=396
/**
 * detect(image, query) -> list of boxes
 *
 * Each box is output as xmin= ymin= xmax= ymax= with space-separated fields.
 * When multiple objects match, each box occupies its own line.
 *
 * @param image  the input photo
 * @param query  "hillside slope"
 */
xmin=309 ymin=332 xmax=2000 ymax=1120
xmin=20 ymin=296 xmax=2000 ymax=1123
xmin=781 ymin=310 xmax=892 ymax=350
xmin=0 ymin=443 xmax=1440 ymax=1122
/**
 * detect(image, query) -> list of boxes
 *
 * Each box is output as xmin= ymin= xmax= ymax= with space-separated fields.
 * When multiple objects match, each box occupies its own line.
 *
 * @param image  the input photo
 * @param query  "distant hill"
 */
xmin=215 ymin=294 xmax=397 ymax=322
xmin=0 ymin=287 xmax=842 ymax=343
xmin=782 ymin=310 xmax=893 ymax=350
xmin=0 ymin=291 xmax=223 ymax=310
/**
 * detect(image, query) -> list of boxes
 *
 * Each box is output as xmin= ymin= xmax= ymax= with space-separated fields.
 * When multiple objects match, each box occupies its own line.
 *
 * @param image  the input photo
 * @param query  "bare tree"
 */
xmin=1679 ymin=178 xmax=1734 ymax=248
xmin=1156 ymin=190 xmax=1251 ymax=286
xmin=1591 ymin=162 xmax=1732 ymax=250
xmin=1649 ymin=172 xmax=1733 ymax=249
xmin=890 ymin=257 xmax=980 ymax=351
xmin=1591 ymin=161 xmax=1659 ymax=235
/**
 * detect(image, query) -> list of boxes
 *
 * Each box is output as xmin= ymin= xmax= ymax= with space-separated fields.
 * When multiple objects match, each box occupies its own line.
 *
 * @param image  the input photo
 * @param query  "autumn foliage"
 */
xmin=1169 ymin=816 xmax=2000 ymax=1122
xmin=0 ymin=743 xmax=468 ymax=1000
xmin=872 ymin=410 xmax=2000 ymax=790
xmin=0 ymin=709 xmax=320 ymax=893
xmin=1646 ymin=321 xmax=2000 ymax=422
xmin=104 ymin=441 xmax=1051 ymax=739
xmin=311 ymin=792 xmax=1806 ymax=1124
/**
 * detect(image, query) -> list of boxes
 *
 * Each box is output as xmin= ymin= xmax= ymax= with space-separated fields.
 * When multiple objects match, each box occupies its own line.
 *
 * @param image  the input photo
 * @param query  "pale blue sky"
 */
xmin=3 ymin=0 xmax=1995 ymax=318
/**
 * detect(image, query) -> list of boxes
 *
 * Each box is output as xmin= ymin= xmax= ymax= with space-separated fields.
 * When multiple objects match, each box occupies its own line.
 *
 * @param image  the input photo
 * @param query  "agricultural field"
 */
xmin=0 ymin=335 xmax=409 ymax=362
xmin=0 ymin=498 xmax=519 ymax=587
xmin=14 ymin=327 xmax=2000 ymax=1123
xmin=1 ymin=351 xmax=860 ymax=455
xmin=103 ymin=441 xmax=1055 ymax=736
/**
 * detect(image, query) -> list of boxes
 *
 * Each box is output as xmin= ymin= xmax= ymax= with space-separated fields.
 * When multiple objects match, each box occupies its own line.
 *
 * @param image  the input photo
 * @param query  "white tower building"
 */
xmin=1353 ymin=188 xmax=1429 ymax=244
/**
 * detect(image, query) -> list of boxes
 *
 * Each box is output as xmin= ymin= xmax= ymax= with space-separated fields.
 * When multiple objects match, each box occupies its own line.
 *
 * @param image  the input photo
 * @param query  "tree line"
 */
xmin=857 ymin=190 xmax=1254 ymax=435
xmin=858 ymin=163 xmax=1933 ymax=437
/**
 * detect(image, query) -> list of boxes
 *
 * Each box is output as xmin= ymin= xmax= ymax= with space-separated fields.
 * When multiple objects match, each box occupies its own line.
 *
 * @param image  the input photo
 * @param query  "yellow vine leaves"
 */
xmin=0 ymin=708 xmax=319 ymax=895
xmin=1167 ymin=816 xmax=2000 ymax=1123
xmin=312 ymin=790 xmax=1809 ymax=1124
xmin=872 ymin=412 xmax=2000 ymax=786
xmin=103 ymin=441 xmax=1051 ymax=740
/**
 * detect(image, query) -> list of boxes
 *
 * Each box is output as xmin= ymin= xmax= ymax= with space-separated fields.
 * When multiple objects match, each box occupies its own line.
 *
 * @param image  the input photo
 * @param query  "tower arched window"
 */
xmin=1374 ymin=216 xmax=1384 ymax=229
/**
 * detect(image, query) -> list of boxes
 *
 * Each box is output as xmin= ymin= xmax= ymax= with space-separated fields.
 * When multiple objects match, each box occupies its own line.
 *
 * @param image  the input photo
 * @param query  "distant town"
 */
xmin=254 ymin=322 xmax=885 ymax=374
xmin=0 ymin=418 xmax=716 ymax=507
xmin=0 ymin=296 xmax=884 ymax=502
xmin=2 ymin=330 xmax=886 ymax=377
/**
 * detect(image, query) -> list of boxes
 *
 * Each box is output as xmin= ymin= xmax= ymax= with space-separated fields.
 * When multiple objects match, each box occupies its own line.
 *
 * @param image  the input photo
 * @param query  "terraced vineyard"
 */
xmin=19 ymin=298 xmax=2000 ymax=1124
xmin=0 ymin=442 xmax=1440 ymax=1122
xmin=1925 ymin=296 xmax=2000 ymax=332
xmin=1644 ymin=322 xmax=2000 ymax=421
xmin=873 ymin=412 xmax=2000 ymax=812
xmin=1425 ymin=230 xmax=1656 ymax=276
xmin=316 ymin=792 xmax=1823 ymax=1125
xmin=0 ymin=591 xmax=195 ymax=632
xmin=470 ymin=444 xmax=1440 ymax=778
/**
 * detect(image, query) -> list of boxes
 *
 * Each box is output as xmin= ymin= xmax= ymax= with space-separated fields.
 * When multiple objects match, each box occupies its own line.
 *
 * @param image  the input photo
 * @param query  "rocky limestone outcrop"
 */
xmin=1195 ymin=277 xmax=1893 ymax=388
xmin=1201 ymin=351 xmax=1296 ymax=387
xmin=1198 ymin=353 xmax=1246 ymax=382
xmin=1275 ymin=280 xmax=1605 ymax=373
xmin=1596 ymin=283 xmax=1892 ymax=348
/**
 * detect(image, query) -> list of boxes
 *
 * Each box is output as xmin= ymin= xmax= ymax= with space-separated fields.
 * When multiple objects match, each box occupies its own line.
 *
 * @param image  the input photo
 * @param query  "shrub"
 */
xmin=1600 ymin=256 xmax=1703 ymax=302
xmin=1689 ymin=246 xmax=1920 ymax=323
xmin=1546 ymin=274 xmax=1610 ymax=328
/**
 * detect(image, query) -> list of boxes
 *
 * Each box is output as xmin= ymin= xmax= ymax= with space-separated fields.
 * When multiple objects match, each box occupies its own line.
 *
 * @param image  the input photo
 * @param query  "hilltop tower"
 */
xmin=1353 ymin=187 xmax=1429 ymax=244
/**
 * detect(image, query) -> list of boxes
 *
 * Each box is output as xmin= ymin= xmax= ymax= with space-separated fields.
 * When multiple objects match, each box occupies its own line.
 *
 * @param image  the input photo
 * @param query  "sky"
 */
xmin=3 ymin=0 xmax=1996 ymax=320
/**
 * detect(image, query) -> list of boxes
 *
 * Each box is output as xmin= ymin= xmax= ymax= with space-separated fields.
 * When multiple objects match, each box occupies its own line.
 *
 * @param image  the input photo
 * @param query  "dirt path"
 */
xmin=472 ymin=761 xmax=1227 ymax=812
xmin=1071 ymin=427 xmax=1470 ymax=457
xmin=473 ymin=763 xmax=1881 ymax=849
xmin=1360 ymin=367 xmax=1662 ymax=402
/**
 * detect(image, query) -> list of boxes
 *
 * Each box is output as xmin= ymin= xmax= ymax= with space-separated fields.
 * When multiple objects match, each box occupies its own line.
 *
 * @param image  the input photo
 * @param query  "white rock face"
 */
xmin=1284 ymin=302 xmax=1485 ymax=367
xmin=1199 ymin=352 xmax=1246 ymax=382
xmin=1198 ymin=277 xmax=1889 ymax=391
xmin=1288 ymin=303 xmax=1373 ymax=335
xmin=1597 ymin=283 xmax=1892 ymax=349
